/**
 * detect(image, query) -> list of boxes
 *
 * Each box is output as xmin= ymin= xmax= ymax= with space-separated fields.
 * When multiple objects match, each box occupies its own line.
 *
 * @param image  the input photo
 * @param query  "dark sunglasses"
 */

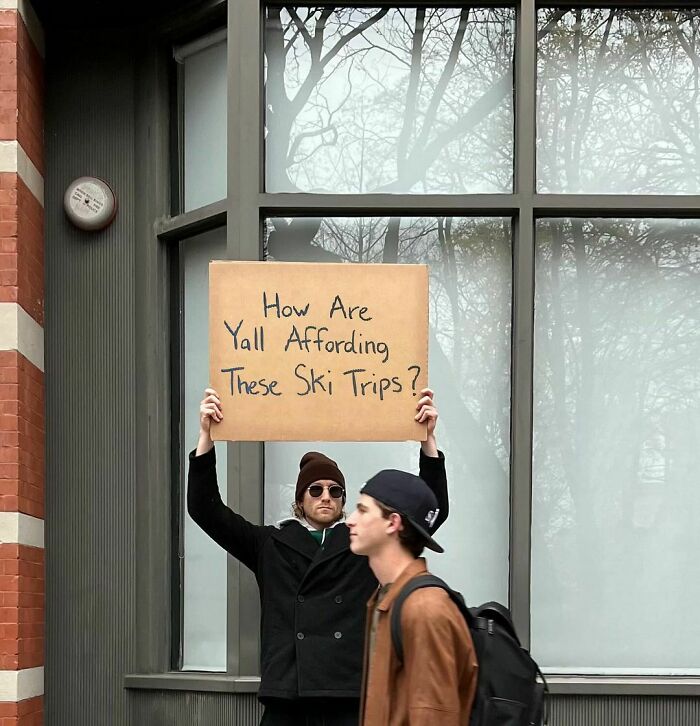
xmin=307 ymin=483 xmax=345 ymax=499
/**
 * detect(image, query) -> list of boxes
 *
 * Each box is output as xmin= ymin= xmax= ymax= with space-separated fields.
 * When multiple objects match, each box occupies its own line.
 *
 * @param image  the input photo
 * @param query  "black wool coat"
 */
xmin=187 ymin=447 xmax=448 ymax=702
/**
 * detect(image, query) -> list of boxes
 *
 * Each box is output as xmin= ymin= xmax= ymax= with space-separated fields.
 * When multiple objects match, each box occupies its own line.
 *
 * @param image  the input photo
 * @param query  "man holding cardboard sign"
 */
xmin=187 ymin=386 xmax=448 ymax=726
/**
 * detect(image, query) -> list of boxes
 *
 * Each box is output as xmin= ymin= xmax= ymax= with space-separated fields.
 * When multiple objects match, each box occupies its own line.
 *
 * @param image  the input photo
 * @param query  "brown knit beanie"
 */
xmin=295 ymin=451 xmax=345 ymax=502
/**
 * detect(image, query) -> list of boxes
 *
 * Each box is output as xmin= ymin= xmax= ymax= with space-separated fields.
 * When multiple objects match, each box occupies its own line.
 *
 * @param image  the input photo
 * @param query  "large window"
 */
xmin=181 ymin=227 xmax=228 ymax=671
xmin=173 ymin=28 xmax=230 ymax=672
xmin=537 ymin=9 xmax=700 ymax=194
xmin=177 ymin=30 xmax=228 ymax=211
xmin=168 ymin=3 xmax=700 ymax=686
xmin=265 ymin=8 xmax=515 ymax=194
xmin=532 ymin=218 xmax=700 ymax=674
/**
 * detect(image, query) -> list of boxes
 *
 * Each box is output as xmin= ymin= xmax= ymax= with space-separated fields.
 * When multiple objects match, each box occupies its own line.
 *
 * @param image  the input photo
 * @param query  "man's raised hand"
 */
xmin=415 ymin=388 xmax=439 ymax=457
xmin=197 ymin=388 xmax=223 ymax=455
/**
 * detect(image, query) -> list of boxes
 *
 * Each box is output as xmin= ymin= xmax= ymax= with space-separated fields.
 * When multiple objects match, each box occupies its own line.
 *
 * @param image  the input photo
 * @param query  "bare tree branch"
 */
xmin=286 ymin=7 xmax=314 ymax=51
xmin=571 ymin=10 xmax=616 ymax=174
xmin=397 ymin=8 xmax=425 ymax=175
xmin=415 ymin=8 xmax=470 ymax=153
xmin=320 ymin=9 xmax=389 ymax=71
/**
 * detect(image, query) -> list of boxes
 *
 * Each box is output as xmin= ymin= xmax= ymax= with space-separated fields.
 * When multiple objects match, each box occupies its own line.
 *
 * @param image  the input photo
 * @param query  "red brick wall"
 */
xmin=0 ymin=351 xmax=44 ymax=519
xmin=0 ymin=544 xmax=43 ymax=670
xmin=16 ymin=17 xmax=42 ymax=177
xmin=0 ymin=4 xmax=44 ymax=723
xmin=0 ymin=696 xmax=42 ymax=726
xmin=0 ymin=11 xmax=42 ymax=174
xmin=0 ymin=149 xmax=44 ymax=326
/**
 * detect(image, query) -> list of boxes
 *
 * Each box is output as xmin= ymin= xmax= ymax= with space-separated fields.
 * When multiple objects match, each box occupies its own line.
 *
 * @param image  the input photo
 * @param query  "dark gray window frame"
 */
xmin=124 ymin=0 xmax=700 ymax=697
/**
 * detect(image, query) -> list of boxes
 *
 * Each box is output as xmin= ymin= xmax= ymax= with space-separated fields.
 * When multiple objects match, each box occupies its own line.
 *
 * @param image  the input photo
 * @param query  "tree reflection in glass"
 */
xmin=532 ymin=219 xmax=700 ymax=673
xmin=538 ymin=9 xmax=700 ymax=194
xmin=265 ymin=7 xmax=514 ymax=194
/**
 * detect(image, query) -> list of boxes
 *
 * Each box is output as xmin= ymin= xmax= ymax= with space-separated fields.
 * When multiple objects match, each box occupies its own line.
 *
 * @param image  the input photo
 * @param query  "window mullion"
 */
xmin=226 ymin=0 xmax=264 ymax=678
xmin=510 ymin=0 xmax=537 ymax=648
xmin=259 ymin=193 xmax=520 ymax=216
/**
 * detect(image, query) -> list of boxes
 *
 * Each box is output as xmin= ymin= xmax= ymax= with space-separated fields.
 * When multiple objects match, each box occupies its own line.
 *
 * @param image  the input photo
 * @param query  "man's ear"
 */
xmin=386 ymin=512 xmax=404 ymax=535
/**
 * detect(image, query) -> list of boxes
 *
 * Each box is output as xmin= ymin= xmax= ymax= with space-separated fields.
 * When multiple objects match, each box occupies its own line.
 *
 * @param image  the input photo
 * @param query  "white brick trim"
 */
xmin=0 ymin=512 xmax=44 ymax=548
xmin=0 ymin=667 xmax=43 ymax=701
xmin=0 ymin=1 xmax=45 ymax=57
xmin=16 ymin=142 xmax=43 ymax=207
xmin=0 ymin=140 xmax=44 ymax=207
xmin=0 ymin=302 xmax=44 ymax=372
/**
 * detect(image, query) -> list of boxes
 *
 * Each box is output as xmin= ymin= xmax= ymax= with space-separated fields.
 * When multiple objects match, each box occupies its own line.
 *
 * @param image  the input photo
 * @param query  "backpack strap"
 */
xmin=535 ymin=663 xmax=550 ymax=725
xmin=389 ymin=574 xmax=471 ymax=664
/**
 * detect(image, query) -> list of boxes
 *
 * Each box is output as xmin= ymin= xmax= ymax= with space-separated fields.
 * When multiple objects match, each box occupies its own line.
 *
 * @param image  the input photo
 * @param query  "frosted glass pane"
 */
xmin=184 ymin=40 xmax=227 ymax=211
xmin=182 ymin=226 xmax=227 ymax=671
xmin=532 ymin=219 xmax=700 ymax=674
xmin=265 ymin=8 xmax=514 ymax=194
xmin=538 ymin=10 xmax=700 ymax=194
xmin=264 ymin=216 xmax=511 ymax=605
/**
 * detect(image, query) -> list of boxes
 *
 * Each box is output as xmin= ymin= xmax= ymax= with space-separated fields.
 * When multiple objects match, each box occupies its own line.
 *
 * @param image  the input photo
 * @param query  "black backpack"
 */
xmin=390 ymin=574 xmax=548 ymax=726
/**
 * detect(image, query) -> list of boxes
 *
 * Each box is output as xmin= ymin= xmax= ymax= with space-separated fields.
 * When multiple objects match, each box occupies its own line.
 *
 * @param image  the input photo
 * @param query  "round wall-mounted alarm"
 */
xmin=63 ymin=177 xmax=118 ymax=231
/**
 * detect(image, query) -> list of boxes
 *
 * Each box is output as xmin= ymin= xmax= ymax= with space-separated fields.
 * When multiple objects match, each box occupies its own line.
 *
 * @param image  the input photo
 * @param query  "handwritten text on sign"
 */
xmin=209 ymin=261 xmax=428 ymax=441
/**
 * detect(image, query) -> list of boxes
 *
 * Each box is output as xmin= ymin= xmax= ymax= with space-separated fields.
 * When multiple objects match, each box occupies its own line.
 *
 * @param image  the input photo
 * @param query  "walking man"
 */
xmin=188 ymin=387 xmax=448 ymax=726
xmin=347 ymin=469 xmax=478 ymax=726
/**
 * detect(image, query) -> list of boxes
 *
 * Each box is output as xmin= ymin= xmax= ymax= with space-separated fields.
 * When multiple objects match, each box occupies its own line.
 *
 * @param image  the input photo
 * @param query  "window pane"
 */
xmin=532 ymin=219 xmax=700 ymax=674
xmin=538 ymin=9 xmax=700 ymax=194
xmin=265 ymin=8 xmax=514 ymax=194
xmin=263 ymin=216 xmax=512 ymax=604
xmin=183 ymin=38 xmax=227 ymax=210
xmin=182 ymin=226 xmax=227 ymax=671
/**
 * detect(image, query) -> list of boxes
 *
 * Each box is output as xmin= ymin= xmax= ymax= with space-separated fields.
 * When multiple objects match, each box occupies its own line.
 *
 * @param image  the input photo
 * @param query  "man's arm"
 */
xmin=415 ymin=388 xmax=448 ymax=530
xmin=187 ymin=388 xmax=271 ymax=573
xmin=401 ymin=589 xmax=478 ymax=726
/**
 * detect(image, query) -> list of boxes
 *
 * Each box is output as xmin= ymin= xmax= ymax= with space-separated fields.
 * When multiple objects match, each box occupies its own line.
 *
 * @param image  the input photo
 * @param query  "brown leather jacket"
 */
xmin=360 ymin=558 xmax=478 ymax=726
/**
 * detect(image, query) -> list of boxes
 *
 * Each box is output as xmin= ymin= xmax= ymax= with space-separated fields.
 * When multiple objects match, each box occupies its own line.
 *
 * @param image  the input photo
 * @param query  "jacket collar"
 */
xmin=270 ymin=518 xmax=351 ymax=565
xmin=276 ymin=516 xmax=344 ymax=532
xmin=374 ymin=558 xmax=428 ymax=613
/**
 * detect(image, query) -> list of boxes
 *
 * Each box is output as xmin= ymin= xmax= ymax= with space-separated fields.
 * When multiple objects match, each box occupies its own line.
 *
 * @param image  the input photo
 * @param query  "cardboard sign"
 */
xmin=209 ymin=261 xmax=428 ymax=441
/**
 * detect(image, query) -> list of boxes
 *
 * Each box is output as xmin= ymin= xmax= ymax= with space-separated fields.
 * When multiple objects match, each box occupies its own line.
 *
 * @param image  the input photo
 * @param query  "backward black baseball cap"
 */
xmin=360 ymin=469 xmax=444 ymax=553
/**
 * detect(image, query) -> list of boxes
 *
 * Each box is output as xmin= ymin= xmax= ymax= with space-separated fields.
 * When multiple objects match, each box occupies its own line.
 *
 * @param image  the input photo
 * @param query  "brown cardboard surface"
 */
xmin=209 ymin=261 xmax=428 ymax=441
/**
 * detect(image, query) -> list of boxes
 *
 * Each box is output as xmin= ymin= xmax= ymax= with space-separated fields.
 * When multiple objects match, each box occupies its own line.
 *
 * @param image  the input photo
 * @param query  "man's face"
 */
xmin=347 ymin=494 xmax=396 ymax=556
xmin=300 ymin=479 xmax=344 ymax=529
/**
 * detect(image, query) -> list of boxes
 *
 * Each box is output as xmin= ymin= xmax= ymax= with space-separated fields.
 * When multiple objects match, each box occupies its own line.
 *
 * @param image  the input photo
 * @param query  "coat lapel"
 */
xmin=308 ymin=522 xmax=351 ymax=570
xmin=362 ymin=558 xmax=429 ymax=725
xmin=270 ymin=521 xmax=319 ymax=561
xmin=359 ymin=589 xmax=379 ymax=722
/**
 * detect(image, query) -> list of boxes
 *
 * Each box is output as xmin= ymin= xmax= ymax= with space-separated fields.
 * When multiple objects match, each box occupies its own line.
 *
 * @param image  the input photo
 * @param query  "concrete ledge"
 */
xmin=0 ymin=667 xmax=43 ymax=701
xmin=546 ymin=675 xmax=700 ymax=696
xmin=0 ymin=512 xmax=44 ymax=548
xmin=124 ymin=673 xmax=260 ymax=694
xmin=0 ymin=302 xmax=44 ymax=372
xmin=0 ymin=141 xmax=44 ymax=207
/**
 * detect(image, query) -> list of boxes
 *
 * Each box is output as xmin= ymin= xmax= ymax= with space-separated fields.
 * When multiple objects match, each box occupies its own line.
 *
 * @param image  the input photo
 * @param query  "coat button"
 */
xmin=297 ymin=595 xmax=305 ymax=603
xmin=334 ymin=631 xmax=342 ymax=639
xmin=334 ymin=595 xmax=343 ymax=604
xmin=297 ymin=632 xmax=305 ymax=640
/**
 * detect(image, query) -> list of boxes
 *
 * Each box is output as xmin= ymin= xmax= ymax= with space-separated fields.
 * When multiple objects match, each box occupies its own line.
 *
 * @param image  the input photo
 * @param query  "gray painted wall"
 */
xmin=43 ymin=17 xmax=700 ymax=726
xmin=45 ymin=31 xmax=139 ymax=726
xmin=131 ymin=692 xmax=263 ymax=725
xmin=548 ymin=696 xmax=700 ymax=725
xmin=45 ymin=27 xmax=173 ymax=726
